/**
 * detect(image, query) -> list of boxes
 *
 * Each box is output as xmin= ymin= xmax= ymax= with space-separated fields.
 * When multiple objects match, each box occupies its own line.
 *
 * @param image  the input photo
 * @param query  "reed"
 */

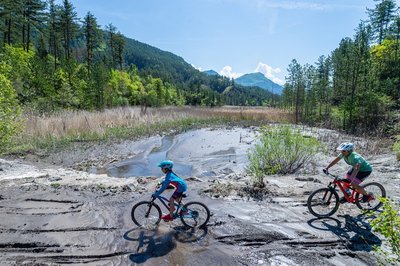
xmin=9 ymin=106 xmax=294 ymax=154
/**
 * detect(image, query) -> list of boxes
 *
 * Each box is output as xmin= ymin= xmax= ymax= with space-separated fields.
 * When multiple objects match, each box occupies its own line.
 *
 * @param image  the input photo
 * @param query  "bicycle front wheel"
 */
xmin=355 ymin=182 xmax=386 ymax=211
xmin=180 ymin=201 xmax=210 ymax=228
xmin=131 ymin=201 xmax=161 ymax=228
xmin=307 ymin=188 xmax=339 ymax=218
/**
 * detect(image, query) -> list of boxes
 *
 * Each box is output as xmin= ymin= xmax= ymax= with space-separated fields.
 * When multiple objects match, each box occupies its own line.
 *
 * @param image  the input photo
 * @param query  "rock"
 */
xmin=48 ymin=176 xmax=62 ymax=182
xmin=186 ymin=176 xmax=203 ymax=182
xmin=295 ymin=177 xmax=314 ymax=182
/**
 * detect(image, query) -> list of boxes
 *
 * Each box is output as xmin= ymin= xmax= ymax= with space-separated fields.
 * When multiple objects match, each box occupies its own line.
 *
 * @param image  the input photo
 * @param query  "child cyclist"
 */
xmin=324 ymin=142 xmax=373 ymax=203
xmin=153 ymin=160 xmax=187 ymax=221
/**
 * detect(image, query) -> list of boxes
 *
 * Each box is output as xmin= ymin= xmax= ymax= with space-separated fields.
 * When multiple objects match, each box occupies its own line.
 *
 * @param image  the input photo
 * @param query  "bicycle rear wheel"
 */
xmin=180 ymin=201 xmax=210 ymax=228
xmin=355 ymin=182 xmax=386 ymax=211
xmin=307 ymin=188 xmax=339 ymax=218
xmin=131 ymin=201 xmax=161 ymax=228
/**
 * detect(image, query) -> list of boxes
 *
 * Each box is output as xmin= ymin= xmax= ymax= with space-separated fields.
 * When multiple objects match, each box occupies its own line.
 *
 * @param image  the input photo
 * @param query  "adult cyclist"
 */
xmin=324 ymin=142 xmax=373 ymax=203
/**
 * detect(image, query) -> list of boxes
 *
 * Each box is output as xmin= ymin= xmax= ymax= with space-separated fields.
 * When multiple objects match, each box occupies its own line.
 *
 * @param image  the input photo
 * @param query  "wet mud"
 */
xmin=1 ymin=127 xmax=399 ymax=265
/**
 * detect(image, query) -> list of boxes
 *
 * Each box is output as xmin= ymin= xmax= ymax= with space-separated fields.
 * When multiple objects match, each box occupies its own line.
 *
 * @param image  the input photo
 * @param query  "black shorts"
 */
xmin=172 ymin=190 xmax=184 ymax=199
xmin=346 ymin=169 xmax=372 ymax=184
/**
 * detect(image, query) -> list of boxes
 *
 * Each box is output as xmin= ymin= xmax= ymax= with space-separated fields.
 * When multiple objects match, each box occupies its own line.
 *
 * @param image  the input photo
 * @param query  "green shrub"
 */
xmin=51 ymin=182 xmax=61 ymax=188
xmin=0 ymin=73 xmax=22 ymax=151
xmin=370 ymin=197 xmax=400 ymax=264
xmin=393 ymin=136 xmax=400 ymax=161
xmin=248 ymin=125 xmax=321 ymax=186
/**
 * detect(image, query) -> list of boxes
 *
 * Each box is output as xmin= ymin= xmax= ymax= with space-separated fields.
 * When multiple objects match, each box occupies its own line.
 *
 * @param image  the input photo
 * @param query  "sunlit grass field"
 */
xmin=9 ymin=106 xmax=294 ymax=154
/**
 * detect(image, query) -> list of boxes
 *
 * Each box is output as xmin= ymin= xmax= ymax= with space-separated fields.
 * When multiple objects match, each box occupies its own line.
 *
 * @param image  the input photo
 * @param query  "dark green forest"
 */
xmin=282 ymin=0 xmax=400 ymax=134
xmin=1 ymin=0 xmax=399 ymax=144
xmin=0 ymin=0 xmax=275 ymax=115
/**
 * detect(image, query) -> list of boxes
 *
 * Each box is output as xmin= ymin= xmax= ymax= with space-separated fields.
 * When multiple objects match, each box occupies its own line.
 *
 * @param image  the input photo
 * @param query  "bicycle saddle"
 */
xmin=337 ymin=177 xmax=350 ymax=183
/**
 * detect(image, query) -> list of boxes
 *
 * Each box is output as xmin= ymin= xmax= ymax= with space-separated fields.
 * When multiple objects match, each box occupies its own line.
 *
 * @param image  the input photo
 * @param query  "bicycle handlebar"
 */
xmin=322 ymin=169 xmax=339 ymax=179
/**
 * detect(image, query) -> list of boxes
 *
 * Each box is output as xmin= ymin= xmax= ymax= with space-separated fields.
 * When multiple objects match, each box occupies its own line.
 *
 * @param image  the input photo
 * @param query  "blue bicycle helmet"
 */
xmin=157 ymin=160 xmax=174 ymax=170
xmin=337 ymin=142 xmax=354 ymax=151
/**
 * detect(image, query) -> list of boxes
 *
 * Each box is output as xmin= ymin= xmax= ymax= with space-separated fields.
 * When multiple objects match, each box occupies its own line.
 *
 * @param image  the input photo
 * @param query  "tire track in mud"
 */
xmin=25 ymin=198 xmax=80 ymax=204
xmin=0 ymin=227 xmax=119 ymax=233
xmin=213 ymin=229 xmax=374 ymax=265
xmin=213 ymin=231 xmax=348 ymax=249
xmin=0 ymin=197 xmax=85 ymax=216
xmin=4 ymin=210 xmax=82 ymax=215
xmin=0 ymin=188 xmax=130 ymax=265
xmin=3 ymin=249 xmax=132 ymax=265
xmin=207 ymin=187 xmax=381 ymax=266
xmin=215 ymin=232 xmax=291 ymax=246
xmin=0 ymin=242 xmax=63 ymax=254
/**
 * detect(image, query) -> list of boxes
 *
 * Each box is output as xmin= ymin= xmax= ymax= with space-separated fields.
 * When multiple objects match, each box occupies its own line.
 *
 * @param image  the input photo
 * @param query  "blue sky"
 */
xmin=62 ymin=0 xmax=398 ymax=85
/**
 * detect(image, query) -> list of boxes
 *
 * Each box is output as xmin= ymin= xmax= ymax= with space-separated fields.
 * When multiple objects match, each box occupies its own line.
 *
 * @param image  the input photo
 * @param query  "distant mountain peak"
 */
xmin=203 ymin=70 xmax=219 ymax=76
xmin=235 ymin=72 xmax=283 ymax=95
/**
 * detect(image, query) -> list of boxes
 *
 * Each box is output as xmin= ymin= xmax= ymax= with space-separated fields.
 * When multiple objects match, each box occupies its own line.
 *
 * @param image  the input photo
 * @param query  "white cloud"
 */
xmin=217 ymin=63 xmax=285 ymax=85
xmin=254 ymin=0 xmax=364 ymax=11
xmin=254 ymin=62 xmax=285 ymax=85
xmin=219 ymin=66 xmax=243 ymax=79
xmin=191 ymin=64 xmax=202 ymax=71
xmin=254 ymin=1 xmax=328 ymax=11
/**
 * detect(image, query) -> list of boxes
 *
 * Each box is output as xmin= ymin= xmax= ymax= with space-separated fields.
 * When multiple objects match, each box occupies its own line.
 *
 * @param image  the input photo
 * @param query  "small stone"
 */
xmin=48 ymin=176 xmax=62 ymax=182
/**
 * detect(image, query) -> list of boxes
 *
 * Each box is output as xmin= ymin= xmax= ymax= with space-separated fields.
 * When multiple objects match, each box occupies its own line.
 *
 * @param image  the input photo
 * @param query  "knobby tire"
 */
xmin=307 ymin=188 xmax=339 ymax=218
xmin=355 ymin=182 xmax=386 ymax=211
xmin=131 ymin=201 xmax=162 ymax=227
xmin=180 ymin=201 xmax=210 ymax=228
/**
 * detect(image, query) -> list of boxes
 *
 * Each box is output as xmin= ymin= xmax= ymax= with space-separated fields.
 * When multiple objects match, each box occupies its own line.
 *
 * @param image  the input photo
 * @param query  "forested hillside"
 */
xmin=0 ymin=0 xmax=275 ymax=117
xmin=281 ymin=0 xmax=400 ymax=135
xmin=1 ymin=0 xmax=399 ymax=141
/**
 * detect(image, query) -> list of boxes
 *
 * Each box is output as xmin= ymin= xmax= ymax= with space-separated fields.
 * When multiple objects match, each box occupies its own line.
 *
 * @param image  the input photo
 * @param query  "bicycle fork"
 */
xmin=145 ymin=202 xmax=154 ymax=218
xmin=322 ymin=189 xmax=333 ymax=205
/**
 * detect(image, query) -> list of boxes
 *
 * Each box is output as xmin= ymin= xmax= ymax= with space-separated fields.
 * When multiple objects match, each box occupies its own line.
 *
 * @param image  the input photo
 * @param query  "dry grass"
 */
xmin=6 ymin=106 xmax=294 ymax=154
xmin=21 ymin=106 xmax=294 ymax=140
xmin=295 ymin=125 xmax=392 ymax=156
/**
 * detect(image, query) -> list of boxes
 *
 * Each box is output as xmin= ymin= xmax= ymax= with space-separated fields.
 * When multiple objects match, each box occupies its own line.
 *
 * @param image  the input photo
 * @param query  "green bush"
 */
xmin=370 ymin=197 xmax=400 ymax=264
xmin=51 ymin=182 xmax=61 ymax=188
xmin=393 ymin=136 xmax=400 ymax=161
xmin=0 ymin=73 xmax=22 ymax=151
xmin=248 ymin=125 xmax=321 ymax=186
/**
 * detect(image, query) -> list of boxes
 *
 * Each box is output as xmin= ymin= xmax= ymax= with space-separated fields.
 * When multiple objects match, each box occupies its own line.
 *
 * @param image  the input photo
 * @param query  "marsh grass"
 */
xmin=9 ymin=106 xmax=293 ymax=154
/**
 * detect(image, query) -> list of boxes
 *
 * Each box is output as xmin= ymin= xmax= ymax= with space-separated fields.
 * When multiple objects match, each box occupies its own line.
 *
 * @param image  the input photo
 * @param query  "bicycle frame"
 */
xmin=131 ymin=187 xmax=211 ymax=228
xmin=150 ymin=194 xmax=185 ymax=218
xmin=325 ymin=172 xmax=361 ymax=203
xmin=307 ymin=171 xmax=385 ymax=218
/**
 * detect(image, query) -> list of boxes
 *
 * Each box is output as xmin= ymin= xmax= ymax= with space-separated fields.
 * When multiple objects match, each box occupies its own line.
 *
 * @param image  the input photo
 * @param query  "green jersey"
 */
xmin=338 ymin=151 xmax=372 ymax=172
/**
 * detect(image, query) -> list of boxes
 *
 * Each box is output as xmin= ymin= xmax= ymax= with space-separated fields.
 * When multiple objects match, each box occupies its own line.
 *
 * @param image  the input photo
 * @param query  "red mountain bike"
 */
xmin=307 ymin=170 xmax=386 ymax=218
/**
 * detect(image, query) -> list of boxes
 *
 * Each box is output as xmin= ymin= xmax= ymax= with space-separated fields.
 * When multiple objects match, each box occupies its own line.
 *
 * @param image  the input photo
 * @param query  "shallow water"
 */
xmin=92 ymin=128 xmax=256 ymax=178
xmin=106 ymin=135 xmax=193 ymax=178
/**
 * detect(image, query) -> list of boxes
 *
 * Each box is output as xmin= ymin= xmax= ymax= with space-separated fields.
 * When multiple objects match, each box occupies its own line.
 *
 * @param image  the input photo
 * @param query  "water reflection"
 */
xmin=99 ymin=135 xmax=192 ymax=178
xmin=90 ymin=128 xmax=253 ymax=178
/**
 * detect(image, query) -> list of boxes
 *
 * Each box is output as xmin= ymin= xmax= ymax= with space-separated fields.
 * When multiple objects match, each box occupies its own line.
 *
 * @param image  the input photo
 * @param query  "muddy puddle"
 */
xmin=91 ymin=128 xmax=257 ymax=178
